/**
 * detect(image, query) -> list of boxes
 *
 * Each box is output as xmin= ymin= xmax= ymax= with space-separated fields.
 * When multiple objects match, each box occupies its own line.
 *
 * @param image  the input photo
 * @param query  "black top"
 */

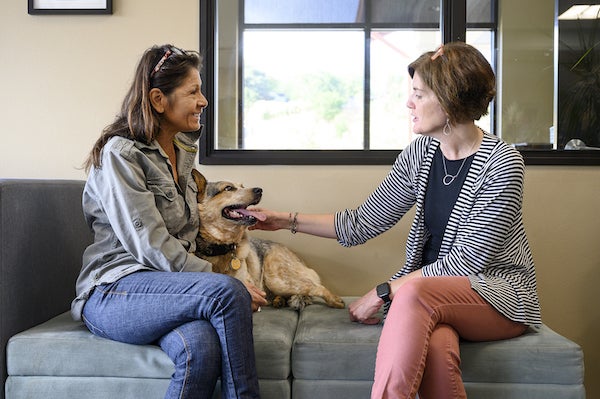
xmin=422 ymin=147 xmax=475 ymax=265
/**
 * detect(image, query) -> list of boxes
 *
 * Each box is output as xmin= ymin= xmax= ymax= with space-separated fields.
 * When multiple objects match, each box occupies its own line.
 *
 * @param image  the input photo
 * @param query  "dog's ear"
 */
xmin=191 ymin=169 xmax=207 ymax=202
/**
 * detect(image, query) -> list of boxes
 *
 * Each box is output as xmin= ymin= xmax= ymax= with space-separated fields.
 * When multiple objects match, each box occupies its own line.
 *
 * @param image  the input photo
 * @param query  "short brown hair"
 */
xmin=408 ymin=41 xmax=496 ymax=125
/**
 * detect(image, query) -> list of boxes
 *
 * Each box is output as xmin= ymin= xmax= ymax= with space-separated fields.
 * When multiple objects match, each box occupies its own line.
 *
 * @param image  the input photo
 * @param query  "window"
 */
xmin=199 ymin=0 xmax=600 ymax=165
xmin=557 ymin=2 xmax=600 ymax=152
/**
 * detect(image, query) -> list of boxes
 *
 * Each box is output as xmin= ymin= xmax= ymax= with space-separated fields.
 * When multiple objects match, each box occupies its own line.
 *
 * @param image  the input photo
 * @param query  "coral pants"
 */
xmin=371 ymin=276 xmax=527 ymax=399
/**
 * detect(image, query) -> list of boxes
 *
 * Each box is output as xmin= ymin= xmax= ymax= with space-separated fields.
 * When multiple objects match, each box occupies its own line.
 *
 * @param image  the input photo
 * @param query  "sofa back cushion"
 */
xmin=0 ymin=179 xmax=92 ymax=397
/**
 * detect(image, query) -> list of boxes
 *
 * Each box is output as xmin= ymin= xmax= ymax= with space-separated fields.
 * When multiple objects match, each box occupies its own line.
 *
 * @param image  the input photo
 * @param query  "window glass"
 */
xmin=466 ymin=29 xmax=493 ymax=135
xmin=369 ymin=0 xmax=440 ymax=24
xmin=369 ymin=30 xmax=493 ymax=150
xmin=557 ymin=0 xmax=600 ymax=149
xmin=244 ymin=0 xmax=362 ymax=24
xmin=242 ymin=30 xmax=364 ymax=149
xmin=369 ymin=30 xmax=438 ymax=149
xmin=497 ymin=0 xmax=554 ymax=149
xmin=467 ymin=0 xmax=493 ymax=23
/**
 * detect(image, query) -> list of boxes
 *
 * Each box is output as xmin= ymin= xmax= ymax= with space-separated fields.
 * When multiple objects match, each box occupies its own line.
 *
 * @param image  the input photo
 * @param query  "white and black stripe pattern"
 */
xmin=335 ymin=133 xmax=541 ymax=325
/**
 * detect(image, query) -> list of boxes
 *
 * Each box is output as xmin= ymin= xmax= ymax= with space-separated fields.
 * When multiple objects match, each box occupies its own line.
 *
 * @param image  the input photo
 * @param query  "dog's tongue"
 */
xmin=236 ymin=208 xmax=267 ymax=222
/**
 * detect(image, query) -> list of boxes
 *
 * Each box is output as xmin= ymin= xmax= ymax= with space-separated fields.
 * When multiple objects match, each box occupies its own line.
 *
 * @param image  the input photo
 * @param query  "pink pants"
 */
xmin=371 ymin=276 xmax=527 ymax=399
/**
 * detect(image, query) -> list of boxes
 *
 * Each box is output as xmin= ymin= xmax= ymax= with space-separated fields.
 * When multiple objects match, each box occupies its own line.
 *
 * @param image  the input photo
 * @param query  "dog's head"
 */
xmin=192 ymin=169 xmax=264 ymax=244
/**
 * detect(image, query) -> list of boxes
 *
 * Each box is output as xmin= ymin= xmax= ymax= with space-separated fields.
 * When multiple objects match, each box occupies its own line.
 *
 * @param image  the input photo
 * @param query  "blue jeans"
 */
xmin=82 ymin=271 xmax=260 ymax=399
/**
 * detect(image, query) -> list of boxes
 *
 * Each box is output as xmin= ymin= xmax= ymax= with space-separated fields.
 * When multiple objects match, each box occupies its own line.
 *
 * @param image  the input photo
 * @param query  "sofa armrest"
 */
xmin=0 ymin=179 xmax=92 ymax=396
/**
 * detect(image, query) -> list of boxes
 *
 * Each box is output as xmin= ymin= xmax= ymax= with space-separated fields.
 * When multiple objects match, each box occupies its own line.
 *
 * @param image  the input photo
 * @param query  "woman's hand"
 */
xmin=249 ymin=210 xmax=338 ymax=239
xmin=244 ymin=281 xmax=269 ymax=312
xmin=348 ymin=288 xmax=383 ymax=325
xmin=248 ymin=208 xmax=288 ymax=232
xmin=349 ymin=272 xmax=420 ymax=323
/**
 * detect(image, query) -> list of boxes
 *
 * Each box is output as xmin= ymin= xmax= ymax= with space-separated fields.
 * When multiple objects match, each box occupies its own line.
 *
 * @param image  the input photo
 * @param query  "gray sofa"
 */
xmin=1 ymin=179 xmax=586 ymax=399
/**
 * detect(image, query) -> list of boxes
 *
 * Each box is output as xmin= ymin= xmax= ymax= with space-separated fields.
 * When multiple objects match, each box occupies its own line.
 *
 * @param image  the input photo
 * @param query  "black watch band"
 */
xmin=376 ymin=282 xmax=392 ymax=304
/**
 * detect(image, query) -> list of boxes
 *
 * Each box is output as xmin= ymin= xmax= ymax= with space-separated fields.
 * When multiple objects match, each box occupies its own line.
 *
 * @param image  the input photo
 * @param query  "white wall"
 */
xmin=0 ymin=0 xmax=199 ymax=179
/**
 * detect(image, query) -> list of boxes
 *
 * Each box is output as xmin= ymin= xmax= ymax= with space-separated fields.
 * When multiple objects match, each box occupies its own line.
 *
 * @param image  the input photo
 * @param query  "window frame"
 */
xmin=198 ymin=0 xmax=600 ymax=166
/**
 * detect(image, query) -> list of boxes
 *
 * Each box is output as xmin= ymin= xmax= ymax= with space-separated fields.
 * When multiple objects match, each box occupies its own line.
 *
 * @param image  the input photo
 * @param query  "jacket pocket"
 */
xmin=147 ymin=182 xmax=177 ymax=202
xmin=147 ymin=181 xmax=185 ymax=233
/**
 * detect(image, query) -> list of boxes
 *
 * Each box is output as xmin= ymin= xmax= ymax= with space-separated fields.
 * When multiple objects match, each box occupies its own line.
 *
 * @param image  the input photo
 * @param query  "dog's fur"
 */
xmin=192 ymin=169 xmax=344 ymax=310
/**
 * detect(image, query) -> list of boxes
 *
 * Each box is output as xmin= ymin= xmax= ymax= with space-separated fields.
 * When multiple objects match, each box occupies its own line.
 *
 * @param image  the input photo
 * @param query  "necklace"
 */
xmin=441 ymin=133 xmax=480 ymax=186
xmin=441 ymin=154 xmax=469 ymax=185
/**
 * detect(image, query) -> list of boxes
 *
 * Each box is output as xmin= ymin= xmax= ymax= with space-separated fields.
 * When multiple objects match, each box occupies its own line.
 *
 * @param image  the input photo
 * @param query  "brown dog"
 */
xmin=192 ymin=169 xmax=344 ymax=310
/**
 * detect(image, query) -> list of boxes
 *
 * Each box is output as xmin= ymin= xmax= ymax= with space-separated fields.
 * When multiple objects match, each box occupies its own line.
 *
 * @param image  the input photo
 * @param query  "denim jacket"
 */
xmin=71 ymin=131 xmax=211 ymax=321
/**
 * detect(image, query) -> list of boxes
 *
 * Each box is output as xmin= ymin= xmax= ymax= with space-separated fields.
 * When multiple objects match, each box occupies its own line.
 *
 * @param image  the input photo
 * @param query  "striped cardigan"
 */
xmin=335 ymin=133 xmax=541 ymax=325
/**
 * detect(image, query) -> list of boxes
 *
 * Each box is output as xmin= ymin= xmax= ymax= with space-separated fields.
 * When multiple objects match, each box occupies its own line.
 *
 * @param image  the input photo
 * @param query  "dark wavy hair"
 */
xmin=84 ymin=44 xmax=202 ymax=172
xmin=408 ymin=41 xmax=496 ymax=125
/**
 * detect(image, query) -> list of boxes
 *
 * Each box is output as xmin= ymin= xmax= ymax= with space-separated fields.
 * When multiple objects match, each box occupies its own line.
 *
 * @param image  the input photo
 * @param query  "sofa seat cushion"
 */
xmin=5 ymin=376 xmax=291 ymax=399
xmin=7 ymin=305 xmax=298 ymax=381
xmin=292 ymin=297 xmax=381 ymax=382
xmin=460 ymin=324 xmax=585 ymax=385
xmin=292 ymin=297 xmax=585 ymax=387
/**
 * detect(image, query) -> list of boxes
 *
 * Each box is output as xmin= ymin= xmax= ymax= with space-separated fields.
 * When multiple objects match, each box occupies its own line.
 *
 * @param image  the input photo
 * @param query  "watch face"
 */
xmin=377 ymin=283 xmax=390 ymax=298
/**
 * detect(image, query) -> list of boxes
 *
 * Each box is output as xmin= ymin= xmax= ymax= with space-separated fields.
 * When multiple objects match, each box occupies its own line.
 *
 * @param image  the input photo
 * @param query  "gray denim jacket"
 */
xmin=71 ymin=131 xmax=211 ymax=321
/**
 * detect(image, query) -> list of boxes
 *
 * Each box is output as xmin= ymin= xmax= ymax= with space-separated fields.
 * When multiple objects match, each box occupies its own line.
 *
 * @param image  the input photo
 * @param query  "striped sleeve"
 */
xmin=334 ymin=137 xmax=430 ymax=247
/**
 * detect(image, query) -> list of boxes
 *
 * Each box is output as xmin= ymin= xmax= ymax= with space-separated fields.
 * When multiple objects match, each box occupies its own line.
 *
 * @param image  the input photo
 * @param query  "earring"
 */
xmin=443 ymin=118 xmax=452 ymax=136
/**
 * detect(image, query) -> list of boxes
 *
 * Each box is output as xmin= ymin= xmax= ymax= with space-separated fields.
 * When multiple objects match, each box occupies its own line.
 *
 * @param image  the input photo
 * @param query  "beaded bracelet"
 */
xmin=289 ymin=212 xmax=298 ymax=234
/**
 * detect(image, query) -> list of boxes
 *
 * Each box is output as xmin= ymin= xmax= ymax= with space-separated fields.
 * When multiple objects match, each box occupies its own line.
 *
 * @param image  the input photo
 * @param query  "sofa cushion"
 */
xmin=0 ymin=179 xmax=92 ymax=399
xmin=292 ymin=297 xmax=381 ymax=382
xmin=7 ymin=305 xmax=298 ymax=381
xmin=291 ymin=380 xmax=585 ymax=399
xmin=460 ymin=324 xmax=585 ymax=385
xmin=5 ymin=377 xmax=291 ymax=399
xmin=292 ymin=297 xmax=585 ymax=386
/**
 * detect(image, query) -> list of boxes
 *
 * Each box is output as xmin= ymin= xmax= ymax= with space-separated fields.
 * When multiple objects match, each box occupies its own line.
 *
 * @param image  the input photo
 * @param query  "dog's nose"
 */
xmin=253 ymin=188 xmax=263 ymax=195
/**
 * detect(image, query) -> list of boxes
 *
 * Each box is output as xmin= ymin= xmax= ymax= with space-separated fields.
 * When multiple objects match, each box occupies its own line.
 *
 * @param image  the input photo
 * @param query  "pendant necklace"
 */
xmin=441 ymin=133 xmax=479 ymax=186
xmin=441 ymin=155 xmax=468 ymax=185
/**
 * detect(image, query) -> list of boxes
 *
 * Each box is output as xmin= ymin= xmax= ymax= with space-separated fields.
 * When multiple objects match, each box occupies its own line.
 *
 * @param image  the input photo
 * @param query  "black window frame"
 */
xmin=199 ymin=0 xmax=600 ymax=166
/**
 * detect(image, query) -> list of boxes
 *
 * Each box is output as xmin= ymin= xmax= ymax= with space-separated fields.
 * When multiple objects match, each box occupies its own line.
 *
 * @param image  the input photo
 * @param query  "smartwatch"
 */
xmin=376 ymin=282 xmax=392 ymax=304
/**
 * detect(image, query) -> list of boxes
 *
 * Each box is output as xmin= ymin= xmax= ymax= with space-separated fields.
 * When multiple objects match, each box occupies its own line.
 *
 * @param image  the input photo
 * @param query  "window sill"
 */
xmin=199 ymin=149 xmax=600 ymax=166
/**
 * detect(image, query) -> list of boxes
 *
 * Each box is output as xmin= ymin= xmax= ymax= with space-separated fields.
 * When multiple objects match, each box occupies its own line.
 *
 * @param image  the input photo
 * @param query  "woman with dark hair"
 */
xmin=73 ymin=44 xmax=266 ymax=399
xmin=250 ymin=42 xmax=541 ymax=398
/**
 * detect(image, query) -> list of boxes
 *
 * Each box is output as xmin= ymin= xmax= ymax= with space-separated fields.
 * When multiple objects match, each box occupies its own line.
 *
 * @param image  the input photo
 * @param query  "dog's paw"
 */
xmin=328 ymin=296 xmax=345 ymax=309
xmin=288 ymin=295 xmax=312 ymax=311
xmin=272 ymin=295 xmax=286 ymax=308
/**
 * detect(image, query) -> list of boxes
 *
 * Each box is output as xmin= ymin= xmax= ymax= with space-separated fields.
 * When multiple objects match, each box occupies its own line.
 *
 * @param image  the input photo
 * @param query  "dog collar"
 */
xmin=197 ymin=242 xmax=237 ymax=257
